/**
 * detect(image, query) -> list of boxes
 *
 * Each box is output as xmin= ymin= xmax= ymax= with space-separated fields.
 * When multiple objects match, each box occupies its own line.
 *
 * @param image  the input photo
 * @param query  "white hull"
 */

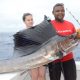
xmin=76 ymin=61 xmax=80 ymax=70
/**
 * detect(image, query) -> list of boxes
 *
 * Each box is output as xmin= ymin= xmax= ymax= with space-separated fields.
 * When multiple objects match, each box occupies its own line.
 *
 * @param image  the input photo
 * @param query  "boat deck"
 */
xmin=0 ymin=61 xmax=80 ymax=80
xmin=11 ymin=61 xmax=80 ymax=80
xmin=11 ymin=69 xmax=80 ymax=80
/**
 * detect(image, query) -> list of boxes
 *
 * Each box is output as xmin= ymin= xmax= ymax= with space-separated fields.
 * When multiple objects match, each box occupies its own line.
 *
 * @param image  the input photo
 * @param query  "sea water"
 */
xmin=0 ymin=32 xmax=80 ymax=61
xmin=0 ymin=32 xmax=14 ymax=60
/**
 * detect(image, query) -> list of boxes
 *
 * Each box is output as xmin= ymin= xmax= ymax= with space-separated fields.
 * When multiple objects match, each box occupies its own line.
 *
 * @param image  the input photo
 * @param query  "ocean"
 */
xmin=0 ymin=32 xmax=14 ymax=60
xmin=0 ymin=32 xmax=80 ymax=61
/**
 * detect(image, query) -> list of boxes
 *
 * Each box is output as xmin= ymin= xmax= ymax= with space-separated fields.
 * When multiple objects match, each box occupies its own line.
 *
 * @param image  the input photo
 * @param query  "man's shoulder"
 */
xmin=64 ymin=20 xmax=73 ymax=24
xmin=64 ymin=20 xmax=75 ymax=29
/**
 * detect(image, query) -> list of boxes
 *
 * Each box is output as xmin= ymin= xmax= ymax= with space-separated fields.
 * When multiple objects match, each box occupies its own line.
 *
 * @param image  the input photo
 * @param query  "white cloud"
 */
xmin=0 ymin=0 xmax=80 ymax=32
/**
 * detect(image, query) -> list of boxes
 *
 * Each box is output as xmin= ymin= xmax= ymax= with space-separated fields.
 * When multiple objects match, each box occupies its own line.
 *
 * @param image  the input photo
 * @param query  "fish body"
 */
xmin=0 ymin=17 xmax=79 ymax=73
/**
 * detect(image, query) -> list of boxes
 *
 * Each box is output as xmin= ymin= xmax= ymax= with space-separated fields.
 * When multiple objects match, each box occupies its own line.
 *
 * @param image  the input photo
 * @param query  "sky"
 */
xmin=0 ymin=0 xmax=80 ymax=32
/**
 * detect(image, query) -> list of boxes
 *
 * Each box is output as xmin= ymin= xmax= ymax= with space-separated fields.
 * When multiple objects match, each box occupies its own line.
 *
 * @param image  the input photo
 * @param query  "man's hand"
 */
xmin=76 ymin=28 xmax=80 ymax=39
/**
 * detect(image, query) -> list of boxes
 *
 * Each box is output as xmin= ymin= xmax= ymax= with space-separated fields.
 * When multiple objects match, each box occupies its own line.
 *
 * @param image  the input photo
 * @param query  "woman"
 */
xmin=22 ymin=13 xmax=46 ymax=80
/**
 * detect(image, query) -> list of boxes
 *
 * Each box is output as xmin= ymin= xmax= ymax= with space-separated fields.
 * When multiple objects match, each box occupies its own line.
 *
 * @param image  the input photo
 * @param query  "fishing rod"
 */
xmin=59 ymin=8 xmax=80 ymax=80
xmin=66 ymin=8 xmax=80 ymax=26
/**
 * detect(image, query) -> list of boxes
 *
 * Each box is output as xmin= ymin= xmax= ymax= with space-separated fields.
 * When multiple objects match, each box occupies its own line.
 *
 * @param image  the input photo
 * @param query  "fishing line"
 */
xmin=66 ymin=8 xmax=80 ymax=26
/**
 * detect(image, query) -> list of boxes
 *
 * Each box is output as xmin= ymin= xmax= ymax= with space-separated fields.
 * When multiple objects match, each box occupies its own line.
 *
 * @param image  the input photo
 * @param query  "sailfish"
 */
xmin=0 ymin=16 xmax=78 ymax=73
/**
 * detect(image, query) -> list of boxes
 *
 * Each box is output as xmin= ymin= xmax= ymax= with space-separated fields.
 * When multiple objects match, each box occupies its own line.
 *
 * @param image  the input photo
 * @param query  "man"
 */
xmin=48 ymin=3 xmax=77 ymax=80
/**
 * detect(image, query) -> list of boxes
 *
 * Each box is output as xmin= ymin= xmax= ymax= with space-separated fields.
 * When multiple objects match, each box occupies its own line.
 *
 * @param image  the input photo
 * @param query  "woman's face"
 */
xmin=53 ymin=6 xmax=65 ymax=22
xmin=24 ymin=15 xmax=34 ymax=28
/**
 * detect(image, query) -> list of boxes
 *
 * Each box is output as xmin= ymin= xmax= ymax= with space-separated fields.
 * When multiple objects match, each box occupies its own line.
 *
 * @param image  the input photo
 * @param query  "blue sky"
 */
xmin=0 ymin=0 xmax=80 ymax=32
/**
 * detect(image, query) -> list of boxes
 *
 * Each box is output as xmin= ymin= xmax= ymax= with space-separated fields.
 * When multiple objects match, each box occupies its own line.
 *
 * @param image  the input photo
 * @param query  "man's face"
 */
xmin=53 ymin=6 xmax=65 ymax=22
xmin=24 ymin=15 xmax=33 ymax=28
